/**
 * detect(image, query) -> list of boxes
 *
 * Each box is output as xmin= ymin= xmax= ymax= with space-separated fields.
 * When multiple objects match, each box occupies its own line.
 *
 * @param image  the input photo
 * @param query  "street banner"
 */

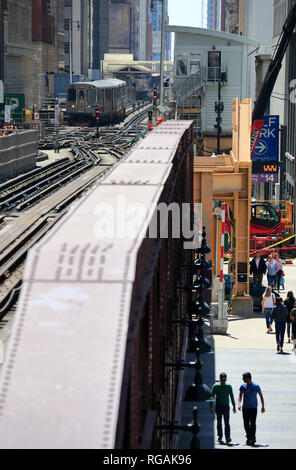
xmin=252 ymin=115 xmax=279 ymax=167
xmin=250 ymin=119 xmax=264 ymax=158
xmin=4 ymin=105 xmax=11 ymax=123
xmin=252 ymin=173 xmax=278 ymax=184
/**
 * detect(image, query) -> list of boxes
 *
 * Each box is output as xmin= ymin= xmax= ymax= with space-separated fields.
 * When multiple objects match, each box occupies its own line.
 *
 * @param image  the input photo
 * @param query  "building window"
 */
xmin=176 ymin=59 xmax=187 ymax=76
xmin=64 ymin=42 xmax=70 ymax=54
xmin=208 ymin=51 xmax=221 ymax=81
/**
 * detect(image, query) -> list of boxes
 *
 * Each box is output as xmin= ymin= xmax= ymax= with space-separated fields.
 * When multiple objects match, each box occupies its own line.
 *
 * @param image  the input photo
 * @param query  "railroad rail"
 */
xmin=0 ymin=105 xmax=152 ymax=321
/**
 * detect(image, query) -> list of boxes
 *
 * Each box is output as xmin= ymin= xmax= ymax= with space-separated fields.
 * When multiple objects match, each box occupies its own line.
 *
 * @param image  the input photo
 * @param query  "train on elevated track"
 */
xmin=65 ymin=79 xmax=127 ymax=126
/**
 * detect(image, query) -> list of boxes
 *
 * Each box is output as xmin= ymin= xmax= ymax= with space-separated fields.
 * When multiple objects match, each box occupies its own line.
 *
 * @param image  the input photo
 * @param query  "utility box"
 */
xmin=25 ymin=109 xmax=32 ymax=123
xmin=210 ymin=301 xmax=228 ymax=335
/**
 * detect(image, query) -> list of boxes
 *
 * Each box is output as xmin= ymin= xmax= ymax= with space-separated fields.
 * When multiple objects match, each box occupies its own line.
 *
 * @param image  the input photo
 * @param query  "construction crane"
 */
xmin=252 ymin=2 xmax=296 ymax=122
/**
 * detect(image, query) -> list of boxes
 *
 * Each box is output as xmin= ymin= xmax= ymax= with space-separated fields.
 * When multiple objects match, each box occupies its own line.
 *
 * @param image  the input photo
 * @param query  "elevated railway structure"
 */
xmin=0 ymin=121 xmax=195 ymax=449
xmin=0 ymin=106 xmax=152 ymax=321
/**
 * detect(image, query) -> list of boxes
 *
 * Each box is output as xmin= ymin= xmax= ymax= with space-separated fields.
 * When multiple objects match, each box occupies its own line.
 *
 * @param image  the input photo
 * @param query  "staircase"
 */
xmin=173 ymin=68 xmax=207 ymax=105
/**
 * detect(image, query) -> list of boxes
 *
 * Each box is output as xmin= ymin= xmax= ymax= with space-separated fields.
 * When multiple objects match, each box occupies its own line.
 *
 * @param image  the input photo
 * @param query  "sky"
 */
xmin=168 ymin=0 xmax=203 ymax=28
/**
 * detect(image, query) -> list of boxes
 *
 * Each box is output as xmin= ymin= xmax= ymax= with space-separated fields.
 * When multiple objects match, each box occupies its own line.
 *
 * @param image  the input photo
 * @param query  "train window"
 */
xmin=99 ymin=91 xmax=103 ymax=103
xmin=79 ymin=90 xmax=85 ymax=100
xmin=105 ymin=88 xmax=112 ymax=101
xmin=68 ymin=88 xmax=76 ymax=102
xmin=87 ymin=89 xmax=96 ymax=102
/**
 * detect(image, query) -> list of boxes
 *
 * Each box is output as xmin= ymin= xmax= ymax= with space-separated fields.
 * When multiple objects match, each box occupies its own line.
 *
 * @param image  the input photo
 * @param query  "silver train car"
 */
xmin=65 ymin=79 xmax=127 ymax=125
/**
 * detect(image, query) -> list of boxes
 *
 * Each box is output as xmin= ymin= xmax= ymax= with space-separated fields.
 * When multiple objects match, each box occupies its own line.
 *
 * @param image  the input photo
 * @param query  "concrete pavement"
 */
xmin=179 ymin=263 xmax=296 ymax=450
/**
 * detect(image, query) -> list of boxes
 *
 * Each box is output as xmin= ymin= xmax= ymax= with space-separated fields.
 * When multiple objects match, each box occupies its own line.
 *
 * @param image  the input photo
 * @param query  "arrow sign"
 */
xmin=255 ymin=140 xmax=268 ymax=155
xmin=252 ymin=115 xmax=279 ymax=163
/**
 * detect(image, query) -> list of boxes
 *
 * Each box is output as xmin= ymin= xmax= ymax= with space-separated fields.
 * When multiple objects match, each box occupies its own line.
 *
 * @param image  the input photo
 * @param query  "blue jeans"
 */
xmin=287 ymin=323 xmax=291 ymax=339
xmin=216 ymin=405 xmax=230 ymax=440
xmin=276 ymin=270 xmax=283 ymax=290
xmin=264 ymin=308 xmax=273 ymax=329
xmin=275 ymin=321 xmax=286 ymax=348
xmin=267 ymin=274 xmax=276 ymax=288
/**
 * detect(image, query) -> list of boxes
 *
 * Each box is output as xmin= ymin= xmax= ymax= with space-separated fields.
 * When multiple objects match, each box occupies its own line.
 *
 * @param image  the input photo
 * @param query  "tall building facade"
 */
xmin=270 ymin=0 xmax=296 ymax=211
xmin=0 ymin=0 xmax=6 ymax=85
xmin=31 ymin=0 xmax=56 ymax=106
xmin=148 ymin=0 xmax=170 ymax=61
xmin=207 ymin=0 xmax=222 ymax=30
xmin=46 ymin=0 xmax=65 ymax=71
xmin=64 ymin=0 xmax=109 ymax=80
xmin=3 ymin=0 xmax=33 ymax=106
xmin=89 ymin=0 xmax=109 ymax=77
xmin=108 ymin=0 xmax=170 ymax=62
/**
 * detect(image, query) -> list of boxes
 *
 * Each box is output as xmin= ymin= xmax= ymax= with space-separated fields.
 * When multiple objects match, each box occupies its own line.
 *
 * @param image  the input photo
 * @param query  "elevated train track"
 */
xmin=0 ymin=106 xmax=152 ymax=322
xmin=0 ymin=120 xmax=194 ymax=449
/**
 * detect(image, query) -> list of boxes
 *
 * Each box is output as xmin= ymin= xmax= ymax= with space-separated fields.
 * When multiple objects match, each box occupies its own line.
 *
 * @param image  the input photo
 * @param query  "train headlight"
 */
xmin=72 ymin=105 xmax=76 ymax=108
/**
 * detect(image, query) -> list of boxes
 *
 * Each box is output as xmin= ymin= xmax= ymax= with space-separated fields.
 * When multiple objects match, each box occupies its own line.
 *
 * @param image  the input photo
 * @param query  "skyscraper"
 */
xmin=148 ymin=0 xmax=170 ymax=61
xmin=64 ymin=0 xmax=109 ymax=80
xmin=207 ymin=0 xmax=222 ymax=30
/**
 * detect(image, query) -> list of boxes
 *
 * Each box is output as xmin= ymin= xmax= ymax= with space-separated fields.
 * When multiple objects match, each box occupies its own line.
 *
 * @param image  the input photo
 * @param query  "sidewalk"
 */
xmin=179 ymin=263 xmax=296 ymax=450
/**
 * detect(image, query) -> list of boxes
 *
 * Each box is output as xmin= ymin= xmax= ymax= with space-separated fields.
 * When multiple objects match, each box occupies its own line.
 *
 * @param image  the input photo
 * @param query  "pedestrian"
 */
xmin=238 ymin=372 xmax=265 ymax=446
xmin=210 ymin=372 xmax=236 ymax=444
xmin=261 ymin=286 xmax=276 ymax=333
xmin=290 ymin=303 xmax=296 ymax=352
xmin=280 ymin=270 xmax=285 ymax=290
xmin=275 ymin=253 xmax=283 ymax=291
xmin=270 ymin=297 xmax=288 ymax=353
xmin=250 ymin=251 xmax=267 ymax=286
xmin=284 ymin=291 xmax=295 ymax=343
xmin=266 ymin=254 xmax=278 ymax=289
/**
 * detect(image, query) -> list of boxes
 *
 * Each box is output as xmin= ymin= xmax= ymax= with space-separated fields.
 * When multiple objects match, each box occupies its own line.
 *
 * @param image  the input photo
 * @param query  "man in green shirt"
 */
xmin=210 ymin=373 xmax=236 ymax=444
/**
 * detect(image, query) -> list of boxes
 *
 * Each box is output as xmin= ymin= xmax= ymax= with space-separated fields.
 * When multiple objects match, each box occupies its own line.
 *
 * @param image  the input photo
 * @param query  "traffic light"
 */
xmin=153 ymin=86 xmax=157 ymax=106
xmin=148 ymin=110 xmax=153 ymax=131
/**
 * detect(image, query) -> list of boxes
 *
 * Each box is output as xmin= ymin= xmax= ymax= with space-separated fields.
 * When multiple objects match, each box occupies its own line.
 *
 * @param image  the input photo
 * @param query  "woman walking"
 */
xmin=284 ymin=291 xmax=295 ymax=343
xmin=262 ymin=287 xmax=276 ymax=334
xmin=271 ymin=297 xmax=288 ymax=353
xmin=275 ymin=253 xmax=283 ymax=291
xmin=266 ymin=255 xmax=278 ymax=289
xmin=290 ymin=304 xmax=296 ymax=352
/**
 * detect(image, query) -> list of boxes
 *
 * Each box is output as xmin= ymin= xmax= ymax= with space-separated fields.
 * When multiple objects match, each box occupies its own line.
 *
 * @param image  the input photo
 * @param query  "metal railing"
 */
xmin=207 ymin=67 xmax=223 ymax=82
xmin=173 ymin=68 xmax=206 ymax=105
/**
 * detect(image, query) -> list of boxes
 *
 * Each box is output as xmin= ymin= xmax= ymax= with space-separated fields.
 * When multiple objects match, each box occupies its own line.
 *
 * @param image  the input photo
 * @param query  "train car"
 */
xmin=65 ymin=79 xmax=127 ymax=126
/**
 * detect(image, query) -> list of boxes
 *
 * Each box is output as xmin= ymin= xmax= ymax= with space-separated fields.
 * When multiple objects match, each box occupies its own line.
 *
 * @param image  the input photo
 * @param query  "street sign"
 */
xmin=252 ymin=115 xmax=279 ymax=163
xmin=252 ymin=162 xmax=279 ymax=173
xmin=251 ymin=119 xmax=265 ymax=158
xmin=252 ymin=173 xmax=278 ymax=184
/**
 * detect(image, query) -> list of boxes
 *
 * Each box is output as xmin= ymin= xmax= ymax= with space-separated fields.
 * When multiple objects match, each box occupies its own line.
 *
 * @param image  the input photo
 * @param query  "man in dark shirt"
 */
xmin=210 ymin=373 xmax=236 ymax=444
xmin=238 ymin=372 xmax=265 ymax=446
xmin=271 ymin=297 xmax=288 ymax=353
xmin=250 ymin=252 xmax=266 ymax=286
